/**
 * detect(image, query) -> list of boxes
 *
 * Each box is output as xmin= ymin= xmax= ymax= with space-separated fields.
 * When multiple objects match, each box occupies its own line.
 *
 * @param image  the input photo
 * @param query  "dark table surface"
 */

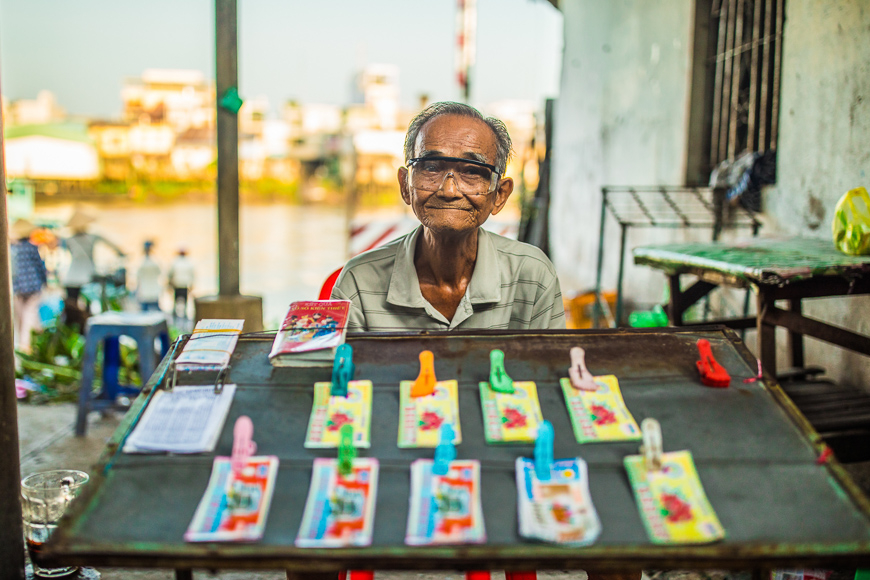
xmin=44 ymin=327 xmax=870 ymax=573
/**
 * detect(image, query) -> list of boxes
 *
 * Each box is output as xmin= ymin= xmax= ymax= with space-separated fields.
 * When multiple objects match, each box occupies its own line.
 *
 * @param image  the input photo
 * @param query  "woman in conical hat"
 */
xmin=10 ymin=219 xmax=47 ymax=353
xmin=10 ymin=218 xmax=38 ymax=240
xmin=60 ymin=207 xmax=126 ymax=328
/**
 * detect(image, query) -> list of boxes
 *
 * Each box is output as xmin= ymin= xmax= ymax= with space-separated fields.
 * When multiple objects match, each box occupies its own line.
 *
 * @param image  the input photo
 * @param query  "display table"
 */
xmin=42 ymin=328 xmax=870 ymax=577
xmin=633 ymin=237 xmax=870 ymax=377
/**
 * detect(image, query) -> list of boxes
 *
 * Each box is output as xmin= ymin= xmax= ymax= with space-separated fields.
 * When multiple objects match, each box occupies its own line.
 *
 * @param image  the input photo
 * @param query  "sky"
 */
xmin=0 ymin=0 xmax=563 ymax=120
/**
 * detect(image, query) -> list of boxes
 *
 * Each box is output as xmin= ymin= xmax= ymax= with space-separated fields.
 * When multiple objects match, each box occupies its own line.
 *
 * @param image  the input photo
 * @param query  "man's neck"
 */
xmin=415 ymin=227 xmax=479 ymax=285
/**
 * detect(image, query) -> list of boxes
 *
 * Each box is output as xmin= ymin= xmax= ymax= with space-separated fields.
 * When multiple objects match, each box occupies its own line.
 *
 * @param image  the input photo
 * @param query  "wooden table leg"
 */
xmin=669 ymin=275 xmax=684 ymax=326
xmin=175 ymin=570 xmax=193 ymax=580
xmin=788 ymin=298 xmax=805 ymax=369
xmin=757 ymin=290 xmax=778 ymax=378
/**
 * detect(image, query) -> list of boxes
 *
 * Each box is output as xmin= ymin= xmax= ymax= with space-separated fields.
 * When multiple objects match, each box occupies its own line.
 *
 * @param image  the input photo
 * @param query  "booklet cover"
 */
xmin=515 ymin=456 xmax=601 ymax=545
xmin=296 ymin=457 xmax=379 ymax=548
xmin=305 ymin=380 xmax=372 ymax=448
xmin=268 ymin=300 xmax=351 ymax=366
xmin=405 ymin=459 xmax=485 ymax=546
xmin=479 ymin=381 xmax=544 ymax=443
xmin=176 ymin=319 xmax=245 ymax=371
xmin=624 ymin=449 xmax=725 ymax=544
xmin=398 ymin=379 xmax=462 ymax=448
xmin=123 ymin=384 xmax=236 ymax=454
xmin=184 ymin=455 xmax=279 ymax=542
xmin=559 ymin=375 xmax=641 ymax=443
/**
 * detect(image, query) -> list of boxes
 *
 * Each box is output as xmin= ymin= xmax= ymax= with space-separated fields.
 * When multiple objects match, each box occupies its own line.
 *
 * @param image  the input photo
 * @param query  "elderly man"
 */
xmin=332 ymin=101 xmax=565 ymax=332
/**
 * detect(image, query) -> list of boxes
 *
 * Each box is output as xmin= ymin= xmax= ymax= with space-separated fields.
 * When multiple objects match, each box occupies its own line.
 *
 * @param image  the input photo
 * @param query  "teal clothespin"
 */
xmin=219 ymin=87 xmax=244 ymax=114
xmin=534 ymin=420 xmax=554 ymax=481
xmin=432 ymin=423 xmax=456 ymax=476
xmin=331 ymin=344 xmax=354 ymax=397
xmin=489 ymin=349 xmax=514 ymax=393
xmin=337 ymin=423 xmax=356 ymax=478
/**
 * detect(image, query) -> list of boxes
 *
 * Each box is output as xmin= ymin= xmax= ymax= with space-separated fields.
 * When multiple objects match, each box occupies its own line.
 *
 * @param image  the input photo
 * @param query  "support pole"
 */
xmin=0 ymin=55 xmax=27 ymax=578
xmin=216 ymin=0 xmax=240 ymax=297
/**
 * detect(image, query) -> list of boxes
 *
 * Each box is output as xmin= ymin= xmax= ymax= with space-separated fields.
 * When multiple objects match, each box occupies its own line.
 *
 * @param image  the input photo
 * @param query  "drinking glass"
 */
xmin=21 ymin=469 xmax=89 ymax=578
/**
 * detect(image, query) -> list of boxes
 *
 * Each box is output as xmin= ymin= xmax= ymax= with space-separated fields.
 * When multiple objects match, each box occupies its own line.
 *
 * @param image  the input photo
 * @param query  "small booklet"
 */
xmin=398 ymin=379 xmax=462 ymax=448
xmin=515 ymin=456 xmax=601 ymax=545
xmin=624 ymin=449 xmax=725 ymax=544
xmin=175 ymin=319 xmax=245 ymax=371
xmin=268 ymin=300 xmax=351 ymax=367
xmin=479 ymin=381 xmax=544 ymax=443
xmin=305 ymin=380 xmax=373 ymax=448
xmin=184 ymin=455 xmax=279 ymax=542
xmin=559 ymin=375 xmax=641 ymax=443
xmin=124 ymin=384 xmax=237 ymax=454
xmin=405 ymin=459 xmax=485 ymax=545
xmin=296 ymin=457 xmax=379 ymax=548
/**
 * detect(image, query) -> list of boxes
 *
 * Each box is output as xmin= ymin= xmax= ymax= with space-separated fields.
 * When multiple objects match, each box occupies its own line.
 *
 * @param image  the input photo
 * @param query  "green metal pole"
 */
xmin=0 ymin=49 xmax=27 ymax=579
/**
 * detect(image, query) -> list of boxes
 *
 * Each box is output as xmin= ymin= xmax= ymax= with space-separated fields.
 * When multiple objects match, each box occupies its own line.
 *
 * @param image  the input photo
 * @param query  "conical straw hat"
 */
xmin=10 ymin=218 xmax=37 ymax=240
xmin=67 ymin=208 xmax=96 ymax=231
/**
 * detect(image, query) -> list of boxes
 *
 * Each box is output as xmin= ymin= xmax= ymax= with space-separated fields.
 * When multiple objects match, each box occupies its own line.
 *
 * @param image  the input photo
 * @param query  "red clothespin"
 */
xmin=411 ymin=350 xmax=437 ymax=398
xmin=696 ymin=339 xmax=730 ymax=388
xmin=231 ymin=416 xmax=257 ymax=474
xmin=568 ymin=346 xmax=598 ymax=391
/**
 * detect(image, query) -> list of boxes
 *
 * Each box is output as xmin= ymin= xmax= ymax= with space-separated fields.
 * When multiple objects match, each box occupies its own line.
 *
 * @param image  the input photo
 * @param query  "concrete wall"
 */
xmin=765 ymin=0 xmax=870 ymax=387
xmin=550 ymin=0 xmax=697 ymax=307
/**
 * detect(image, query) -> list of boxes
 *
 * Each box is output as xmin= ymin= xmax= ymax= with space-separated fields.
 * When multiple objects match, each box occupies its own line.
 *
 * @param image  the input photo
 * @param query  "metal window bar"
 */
xmin=709 ymin=0 xmax=783 ymax=169
xmin=593 ymin=186 xmax=762 ymax=328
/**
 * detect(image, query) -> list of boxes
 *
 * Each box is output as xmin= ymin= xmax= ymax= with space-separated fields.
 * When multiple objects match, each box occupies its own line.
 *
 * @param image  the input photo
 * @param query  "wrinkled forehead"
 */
xmin=414 ymin=114 xmax=498 ymax=162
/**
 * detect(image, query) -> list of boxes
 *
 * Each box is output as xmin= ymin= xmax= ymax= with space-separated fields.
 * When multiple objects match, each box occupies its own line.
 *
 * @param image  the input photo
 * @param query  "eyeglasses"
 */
xmin=407 ymin=156 xmax=501 ymax=194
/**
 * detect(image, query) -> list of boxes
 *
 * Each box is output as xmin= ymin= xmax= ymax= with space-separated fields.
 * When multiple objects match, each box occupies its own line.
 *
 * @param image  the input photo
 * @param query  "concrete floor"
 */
xmin=17 ymin=402 xmax=870 ymax=580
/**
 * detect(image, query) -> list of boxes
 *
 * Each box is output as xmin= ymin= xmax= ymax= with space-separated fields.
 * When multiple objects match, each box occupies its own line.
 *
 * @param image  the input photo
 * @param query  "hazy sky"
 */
xmin=0 ymin=0 xmax=563 ymax=119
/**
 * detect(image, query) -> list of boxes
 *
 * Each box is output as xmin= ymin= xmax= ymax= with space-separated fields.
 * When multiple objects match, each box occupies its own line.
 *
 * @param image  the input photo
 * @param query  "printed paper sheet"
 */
xmin=405 ymin=459 xmax=485 ymax=545
xmin=398 ymin=380 xmax=462 ymax=448
xmin=560 ymin=376 xmax=641 ymax=443
xmin=305 ymin=380 xmax=372 ymax=448
xmin=479 ymin=381 xmax=543 ymax=443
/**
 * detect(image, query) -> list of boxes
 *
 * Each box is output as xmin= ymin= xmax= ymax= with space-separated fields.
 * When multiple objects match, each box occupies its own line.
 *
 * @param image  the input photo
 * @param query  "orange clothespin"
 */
xmin=411 ymin=350 xmax=437 ymax=398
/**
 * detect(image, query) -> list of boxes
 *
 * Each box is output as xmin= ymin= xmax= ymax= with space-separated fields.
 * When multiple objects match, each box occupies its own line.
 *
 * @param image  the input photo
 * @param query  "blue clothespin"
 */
xmin=534 ymin=420 xmax=554 ymax=481
xmin=489 ymin=349 xmax=515 ymax=394
xmin=432 ymin=423 xmax=456 ymax=476
xmin=331 ymin=344 xmax=354 ymax=397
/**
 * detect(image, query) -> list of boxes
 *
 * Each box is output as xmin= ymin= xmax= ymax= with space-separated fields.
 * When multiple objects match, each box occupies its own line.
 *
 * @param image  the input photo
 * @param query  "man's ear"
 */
xmin=490 ymin=177 xmax=514 ymax=216
xmin=398 ymin=167 xmax=411 ymax=205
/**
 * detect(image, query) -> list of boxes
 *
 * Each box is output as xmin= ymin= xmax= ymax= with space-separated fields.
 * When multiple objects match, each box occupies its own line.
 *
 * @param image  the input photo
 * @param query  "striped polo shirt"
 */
xmin=331 ymin=225 xmax=566 ymax=332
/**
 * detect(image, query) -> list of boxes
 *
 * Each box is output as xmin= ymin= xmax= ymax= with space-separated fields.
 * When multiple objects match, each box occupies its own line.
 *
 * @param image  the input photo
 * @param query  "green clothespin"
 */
xmin=219 ymin=87 xmax=244 ymax=114
xmin=337 ymin=423 xmax=355 ymax=478
xmin=489 ymin=349 xmax=514 ymax=393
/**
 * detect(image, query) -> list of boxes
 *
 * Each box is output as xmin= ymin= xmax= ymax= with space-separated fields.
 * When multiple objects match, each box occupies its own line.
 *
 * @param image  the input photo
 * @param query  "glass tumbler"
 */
xmin=21 ymin=469 xmax=89 ymax=578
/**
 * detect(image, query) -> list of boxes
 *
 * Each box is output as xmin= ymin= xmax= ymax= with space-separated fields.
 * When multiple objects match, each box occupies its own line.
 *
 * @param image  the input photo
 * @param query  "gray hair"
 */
xmin=403 ymin=101 xmax=513 ymax=175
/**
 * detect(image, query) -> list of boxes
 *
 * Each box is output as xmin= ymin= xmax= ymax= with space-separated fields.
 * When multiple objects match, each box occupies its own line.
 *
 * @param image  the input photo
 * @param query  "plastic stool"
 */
xmin=75 ymin=312 xmax=170 ymax=436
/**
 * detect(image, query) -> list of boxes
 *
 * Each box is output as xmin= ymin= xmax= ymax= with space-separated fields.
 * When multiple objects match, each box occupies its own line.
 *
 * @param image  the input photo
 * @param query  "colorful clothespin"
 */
xmin=411 ymin=350 xmax=437 ymax=398
xmin=640 ymin=418 xmax=663 ymax=472
xmin=696 ymin=339 xmax=730 ymax=388
xmin=231 ymin=415 xmax=257 ymax=475
xmin=534 ymin=420 xmax=554 ymax=481
xmin=568 ymin=346 xmax=598 ymax=391
xmin=331 ymin=344 xmax=355 ymax=397
xmin=337 ymin=423 xmax=356 ymax=478
xmin=433 ymin=423 xmax=456 ymax=476
xmin=489 ymin=349 xmax=514 ymax=394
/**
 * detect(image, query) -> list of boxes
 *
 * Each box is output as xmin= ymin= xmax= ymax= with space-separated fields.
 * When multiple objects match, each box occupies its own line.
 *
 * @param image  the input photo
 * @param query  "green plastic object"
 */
xmin=628 ymin=304 xmax=669 ymax=328
xmin=337 ymin=423 xmax=355 ymax=477
xmin=219 ymin=87 xmax=244 ymax=114
xmin=833 ymin=186 xmax=870 ymax=256
xmin=489 ymin=349 xmax=515 ymax=393
xmin=855 ymin=570 xmax=870 ymax=580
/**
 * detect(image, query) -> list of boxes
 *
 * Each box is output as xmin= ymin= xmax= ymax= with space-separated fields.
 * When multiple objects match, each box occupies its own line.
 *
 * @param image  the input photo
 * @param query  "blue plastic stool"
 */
xmin=75 ymin=312 xmax=170 ymax=436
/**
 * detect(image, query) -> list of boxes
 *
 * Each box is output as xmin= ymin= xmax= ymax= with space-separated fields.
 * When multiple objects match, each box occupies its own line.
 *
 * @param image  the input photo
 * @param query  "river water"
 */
xmin=35 ymin=201 xmax=370 ymax=328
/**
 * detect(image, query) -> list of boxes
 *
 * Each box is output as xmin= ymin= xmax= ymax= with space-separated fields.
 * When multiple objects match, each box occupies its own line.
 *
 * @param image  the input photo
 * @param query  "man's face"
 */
xmin=398 ymin=114 xmax=513 ymax=236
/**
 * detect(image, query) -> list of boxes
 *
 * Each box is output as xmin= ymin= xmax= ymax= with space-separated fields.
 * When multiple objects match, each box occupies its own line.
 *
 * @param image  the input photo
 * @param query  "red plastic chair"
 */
xmin=319 ymin=267 xmax=343 ymax=300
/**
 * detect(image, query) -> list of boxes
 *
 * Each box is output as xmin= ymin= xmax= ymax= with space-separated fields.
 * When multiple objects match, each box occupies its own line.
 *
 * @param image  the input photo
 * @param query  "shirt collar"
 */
xmin=386 ymin=225 xmax=502 ymax=308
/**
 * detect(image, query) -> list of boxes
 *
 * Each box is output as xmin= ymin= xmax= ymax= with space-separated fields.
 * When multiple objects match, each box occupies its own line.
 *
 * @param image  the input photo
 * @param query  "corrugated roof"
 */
xmin=4 ymin=122 xmax=95 ymax=144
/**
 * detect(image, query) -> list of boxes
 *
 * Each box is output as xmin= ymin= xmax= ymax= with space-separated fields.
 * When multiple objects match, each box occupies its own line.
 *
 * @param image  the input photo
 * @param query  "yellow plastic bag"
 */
xmin=832 ymin=186 xmax=870 ymax=255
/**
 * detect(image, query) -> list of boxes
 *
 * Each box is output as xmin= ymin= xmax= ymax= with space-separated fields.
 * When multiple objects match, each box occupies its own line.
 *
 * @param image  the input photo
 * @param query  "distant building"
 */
xmin=5 ymin=90 xmax=66 ymax=126
xmin=4 ymin=123 xmax=99 ymax=181
xmin=121 ymin=69 xmax=214 ymax=133
xmin=89 ymin=121 xmax=132 ymax=181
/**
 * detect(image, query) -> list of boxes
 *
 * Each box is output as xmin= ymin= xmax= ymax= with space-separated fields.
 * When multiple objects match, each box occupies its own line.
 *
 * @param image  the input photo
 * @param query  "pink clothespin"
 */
xmin=743 ymin=359 xmax=763 ymax=383
xmin=231 ymin=416 xmax=257 ymax=474
xmin=568 ymin=347 xmax=598 ymax=391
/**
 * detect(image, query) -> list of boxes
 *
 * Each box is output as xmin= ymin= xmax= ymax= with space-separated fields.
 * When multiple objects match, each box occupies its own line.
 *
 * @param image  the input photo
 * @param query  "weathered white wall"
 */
xmin=765 ymin=0 xmax=870 ymax=387
xmin=550 ymin=0 xmax=696 ymax=306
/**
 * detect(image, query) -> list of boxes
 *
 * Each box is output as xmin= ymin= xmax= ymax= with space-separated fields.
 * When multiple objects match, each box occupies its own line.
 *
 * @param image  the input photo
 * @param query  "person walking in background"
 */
xmin=10 ymin=219 xmax=48 ymax=353
xmin=167 ymin=246 xmax=195 ymax=322
xmin=61 ymin=207 xmax=125 ymax=328
xmin=136 ymin=240 xmax=162 ymax=312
